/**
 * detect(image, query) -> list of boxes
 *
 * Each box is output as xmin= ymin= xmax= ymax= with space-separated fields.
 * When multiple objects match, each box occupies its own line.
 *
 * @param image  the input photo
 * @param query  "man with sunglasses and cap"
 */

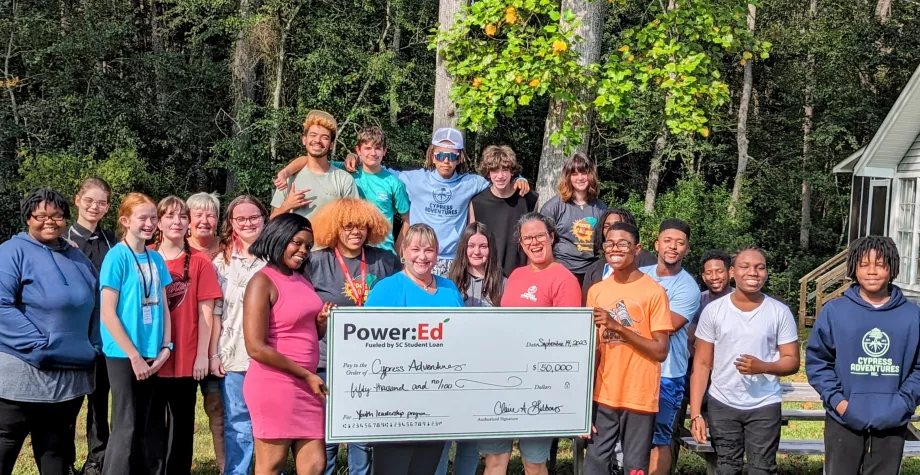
xmin=270 ymin=110 xmax=359 ymax=220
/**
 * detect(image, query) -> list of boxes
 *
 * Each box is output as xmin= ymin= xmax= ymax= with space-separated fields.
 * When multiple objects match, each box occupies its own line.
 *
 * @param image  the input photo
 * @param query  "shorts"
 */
xmin=478 ymin=438 xmax=553 ymax=464
xmin=652 ymin=376 xmax=685 ymax=446
xmin=200 ymin=375 xmax=221 ymax=394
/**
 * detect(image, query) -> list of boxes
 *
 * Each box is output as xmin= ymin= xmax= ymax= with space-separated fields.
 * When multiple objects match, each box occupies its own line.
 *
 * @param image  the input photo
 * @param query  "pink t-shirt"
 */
xmin=500 ymin=263 xmax=582 ymax=307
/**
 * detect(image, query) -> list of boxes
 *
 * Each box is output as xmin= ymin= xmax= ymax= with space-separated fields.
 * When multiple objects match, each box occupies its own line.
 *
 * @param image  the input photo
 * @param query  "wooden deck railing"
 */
xmin=798 ymin=248 xmax=849 ymax=330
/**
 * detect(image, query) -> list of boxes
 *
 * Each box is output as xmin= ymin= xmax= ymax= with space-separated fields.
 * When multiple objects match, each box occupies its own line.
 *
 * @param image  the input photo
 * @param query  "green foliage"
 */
xmin=435 ymin=0 xmax=589 ymax=146
xmin=596 ymin=0 xmax=768 ymax=136
xmin=618 ymin=175 xmax=753 ymax=275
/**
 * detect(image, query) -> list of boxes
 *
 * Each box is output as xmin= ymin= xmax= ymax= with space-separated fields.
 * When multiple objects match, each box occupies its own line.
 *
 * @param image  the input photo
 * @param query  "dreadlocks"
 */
xmin=846 ymin=236 xmax=900 ymax=283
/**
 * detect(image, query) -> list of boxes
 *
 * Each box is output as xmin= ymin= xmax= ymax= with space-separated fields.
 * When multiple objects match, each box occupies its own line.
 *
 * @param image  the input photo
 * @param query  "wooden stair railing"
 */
xmin=798 ymin=248 xmax=849 ymax=330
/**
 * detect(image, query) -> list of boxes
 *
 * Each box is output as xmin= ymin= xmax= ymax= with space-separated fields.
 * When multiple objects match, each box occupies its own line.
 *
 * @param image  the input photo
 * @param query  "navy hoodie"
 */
xmin=0 ymin=232 xmax=101 ymax=369
xmin=806 ymin=285 xmax=920 ymax=431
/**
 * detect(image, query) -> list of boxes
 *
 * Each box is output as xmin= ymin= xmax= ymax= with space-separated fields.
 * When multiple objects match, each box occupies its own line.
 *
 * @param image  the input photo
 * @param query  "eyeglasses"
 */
xmin=520 ymin=232 xmax=550 ymax=245
xmin=343 ymin=223 xmax=368 ymax=232
xmin=232 ymin=215 xmax=264 ymax=225
xmin=80 ymin=198 xmax=109 ymax=209
xmin=434 ymin=151 xmax=460 ymax=162
xmin=31 ymin=214 xmax=66 ymax=223
xmin=602 ymin=240 xmax=634 ymax=251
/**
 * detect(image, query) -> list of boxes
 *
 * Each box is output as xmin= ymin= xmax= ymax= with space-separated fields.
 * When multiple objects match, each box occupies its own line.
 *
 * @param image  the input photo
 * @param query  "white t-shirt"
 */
xmin=695 ymin=294 xmax=798 ymax=410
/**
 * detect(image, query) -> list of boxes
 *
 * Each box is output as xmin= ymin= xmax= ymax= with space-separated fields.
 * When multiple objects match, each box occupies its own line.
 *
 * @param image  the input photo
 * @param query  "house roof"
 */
xmin=834 ymin=63 xmax=920 ymax=176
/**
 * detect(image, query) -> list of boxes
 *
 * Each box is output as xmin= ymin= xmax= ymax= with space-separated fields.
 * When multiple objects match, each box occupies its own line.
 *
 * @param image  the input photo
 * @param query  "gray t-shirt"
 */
xmin=271 ymin=163 xmax=359 ymax=220
xmin=540 ymin=195 xmax=608 ymax=274
xmin=0 ymin=352 xmax=93 ymax=403
xmin=460 ymin=273 xmax=506 ymax=307
xmin=310 ymin=247 xmax=400 ymax=368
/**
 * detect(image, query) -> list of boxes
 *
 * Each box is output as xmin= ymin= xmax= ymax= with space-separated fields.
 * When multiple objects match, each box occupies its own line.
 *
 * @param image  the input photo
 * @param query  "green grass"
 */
xmin=11 ymin=330 xmax=920 ymax=474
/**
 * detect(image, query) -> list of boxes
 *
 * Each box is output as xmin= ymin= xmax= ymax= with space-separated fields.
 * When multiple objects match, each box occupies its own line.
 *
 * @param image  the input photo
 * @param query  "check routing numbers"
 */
xmin=325 ymin=308 xmax=596 ymax=443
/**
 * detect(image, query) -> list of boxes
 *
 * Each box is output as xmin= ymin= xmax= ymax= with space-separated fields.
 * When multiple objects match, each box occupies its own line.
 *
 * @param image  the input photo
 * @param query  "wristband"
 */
xmin=161 ymin=342 xmax=174 ymax=351
xmin=690 ymin=415 xmax=703 ymax=424
xmin=209 ymin=354 xmax=221 ymax=360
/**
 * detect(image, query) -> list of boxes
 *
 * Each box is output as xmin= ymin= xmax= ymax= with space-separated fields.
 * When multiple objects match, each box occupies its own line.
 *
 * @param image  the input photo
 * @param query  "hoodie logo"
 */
xmin=862 ymin=328 xmax=890 ymax=358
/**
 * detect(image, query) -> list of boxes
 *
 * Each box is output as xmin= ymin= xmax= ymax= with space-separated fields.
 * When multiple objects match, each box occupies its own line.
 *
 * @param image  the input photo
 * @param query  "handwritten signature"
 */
xmin=371 ymin=358 xmax=467 ymax=380
xmin=493 ymin=400 xmax=563 ymax=416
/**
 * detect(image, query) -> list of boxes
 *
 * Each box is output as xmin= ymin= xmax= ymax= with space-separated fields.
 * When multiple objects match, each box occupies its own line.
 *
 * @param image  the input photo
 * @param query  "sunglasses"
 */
xmin=434 ymin=151 xmax=460 ymax=162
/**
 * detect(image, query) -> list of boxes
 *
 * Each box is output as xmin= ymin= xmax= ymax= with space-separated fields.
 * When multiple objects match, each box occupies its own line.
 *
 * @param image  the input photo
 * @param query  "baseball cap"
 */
xmin=303 ymin=110 xmax=338 ymax=137
xmin=431 ymin=128 xmax=464 ymax=150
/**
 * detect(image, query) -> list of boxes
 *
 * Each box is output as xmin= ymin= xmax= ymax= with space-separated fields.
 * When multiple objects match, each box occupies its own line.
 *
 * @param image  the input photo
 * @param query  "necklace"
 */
xmin=403 ymin=270 xmax=435 ymax=291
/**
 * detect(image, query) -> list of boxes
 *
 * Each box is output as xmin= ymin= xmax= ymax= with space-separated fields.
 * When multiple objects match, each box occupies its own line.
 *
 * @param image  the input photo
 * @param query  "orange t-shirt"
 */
xmin=586 ymin=274 xmax=672 ymax=413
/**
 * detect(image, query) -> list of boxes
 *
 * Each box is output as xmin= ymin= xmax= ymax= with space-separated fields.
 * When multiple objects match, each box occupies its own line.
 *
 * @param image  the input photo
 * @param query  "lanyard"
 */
xmin=127 ymin=244 xmax=153 ymax=300
xmin=334 ymin=247 xmax=367 ymax=306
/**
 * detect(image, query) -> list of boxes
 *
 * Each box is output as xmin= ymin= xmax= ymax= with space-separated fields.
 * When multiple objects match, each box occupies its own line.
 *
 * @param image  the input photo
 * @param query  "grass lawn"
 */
xmin=12 ymin=329 xmax=920 ymax=474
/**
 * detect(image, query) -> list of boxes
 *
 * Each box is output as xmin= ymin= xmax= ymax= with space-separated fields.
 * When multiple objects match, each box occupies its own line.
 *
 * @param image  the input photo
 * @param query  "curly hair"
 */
xmin=311 ymin=197 xmax=392 ymax=249
xmin=302 ymin=110 xmax=337 ymax=140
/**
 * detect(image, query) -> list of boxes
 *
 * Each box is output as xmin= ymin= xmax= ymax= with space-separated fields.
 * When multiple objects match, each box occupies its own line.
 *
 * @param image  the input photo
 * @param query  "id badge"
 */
xmin=143 ymin=305 xmax=153 ymax=325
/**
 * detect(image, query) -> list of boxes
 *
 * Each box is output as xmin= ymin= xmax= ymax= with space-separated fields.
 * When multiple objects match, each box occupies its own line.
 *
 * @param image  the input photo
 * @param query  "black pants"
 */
xmin=150 ymin=377 xmax=198 ymax=475
xmin=102 ymin=357 xmax=166 ymax=475
xmin=371 ymin=442 xmax=442 ymax=475
xmin=583 ymin=403 xmax=655 ymax=475
xmin=706 ymin=398 xmax=781 ymax=475
xmin=824 ymin=414 xmax=905 ymax=475
xmin=0 ymin=397 xmax=83 ymax=475
xmin=85 ymin=355 xmax=110 ymax=468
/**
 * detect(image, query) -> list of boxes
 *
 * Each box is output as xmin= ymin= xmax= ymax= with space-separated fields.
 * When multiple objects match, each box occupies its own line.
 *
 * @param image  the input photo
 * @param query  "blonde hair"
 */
xmin=311 ymin=198 xmax=392 ymax=249
xmin=302 ymin=110 xmax=337 ymax=139
xmin=401 ymin=224 xmax=439 ymax=254
xmin=117 ymin=192 xmax=156 ymax=238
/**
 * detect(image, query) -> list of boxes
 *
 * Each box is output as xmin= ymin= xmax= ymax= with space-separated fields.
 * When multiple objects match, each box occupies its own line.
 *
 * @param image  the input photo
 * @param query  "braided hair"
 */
xmin=846 ymin=236 xmax=900 ymax=283
xmin=155 ymin=196 xmax=192 ymax=283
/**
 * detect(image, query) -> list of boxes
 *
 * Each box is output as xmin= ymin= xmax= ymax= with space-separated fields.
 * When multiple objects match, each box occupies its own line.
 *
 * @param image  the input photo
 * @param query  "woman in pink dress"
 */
xmin=242 ymin=213 xmax=331 ymax=475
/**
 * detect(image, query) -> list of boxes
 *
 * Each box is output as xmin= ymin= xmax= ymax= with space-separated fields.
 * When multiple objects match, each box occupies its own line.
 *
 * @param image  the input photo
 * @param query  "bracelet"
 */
xmin=209 ymin=354 xmax=221 ymax=360
xmin=690 ymin=415 xmax=703 ymax=425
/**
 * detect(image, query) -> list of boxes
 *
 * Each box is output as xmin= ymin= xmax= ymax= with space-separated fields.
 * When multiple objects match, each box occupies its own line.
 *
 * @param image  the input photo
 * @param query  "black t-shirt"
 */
xmin=471 ymin=188 xmax=539 ymax=277
xmin=65 ymin=222 xmax=116 ymax=271
xmin=309 ymin=246 xmax=400 ymax=368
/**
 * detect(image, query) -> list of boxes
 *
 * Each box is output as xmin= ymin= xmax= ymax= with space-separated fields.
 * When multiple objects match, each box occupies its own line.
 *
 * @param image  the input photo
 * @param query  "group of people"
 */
xmin=0 ymin=108 xmax=918 ymax=475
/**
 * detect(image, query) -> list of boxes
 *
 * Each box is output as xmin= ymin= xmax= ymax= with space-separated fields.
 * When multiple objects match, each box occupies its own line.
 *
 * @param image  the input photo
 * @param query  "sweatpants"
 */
xmin=583 ymin=403 xmax=655 ymax=475
xmin=102 ymin=357 xmax=165 ymax=475
xmin=371 ymin=442 xmax=443 ymax=475
xmin=706 ymin=398 xmax=781 ymax=475
xmin=85 ymin=355 xmax=110 ymax=468
xmin=0 ymin=397 xmax=83 ymax=475
xmin=150 ymin=377 xmax=199 ymax=475
xmin=824 ymin=414 xmax=906 ymax=475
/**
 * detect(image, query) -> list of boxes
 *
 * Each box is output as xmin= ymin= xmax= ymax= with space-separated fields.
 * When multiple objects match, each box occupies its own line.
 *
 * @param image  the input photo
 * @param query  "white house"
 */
xmin=834 ymin=62 xmax=920 ymax=291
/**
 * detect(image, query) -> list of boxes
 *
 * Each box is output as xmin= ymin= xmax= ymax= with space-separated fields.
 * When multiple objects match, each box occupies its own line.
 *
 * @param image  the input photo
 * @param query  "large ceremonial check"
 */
xmin=325 ymin=307 xmax=596 ymax=443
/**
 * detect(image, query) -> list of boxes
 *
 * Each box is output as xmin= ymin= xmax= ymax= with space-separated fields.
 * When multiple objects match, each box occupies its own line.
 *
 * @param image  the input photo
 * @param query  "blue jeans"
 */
xmin=317 ymin=368 xmax=371 ymax=475
xmin=221 ymin=371 xmax=254 ymax=475
xmin=434 ymin=441 xmax=480 ymax=475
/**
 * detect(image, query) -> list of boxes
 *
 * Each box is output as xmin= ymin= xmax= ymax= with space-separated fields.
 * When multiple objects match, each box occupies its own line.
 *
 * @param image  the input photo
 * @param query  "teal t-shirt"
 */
xmin=332 ymin=163 xmax=411 ymax=253
xmin=100 ymin=243 xmax=172 ymax=359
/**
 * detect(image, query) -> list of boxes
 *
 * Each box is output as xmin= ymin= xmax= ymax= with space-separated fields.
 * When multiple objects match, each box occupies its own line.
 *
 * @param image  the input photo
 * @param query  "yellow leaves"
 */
xmin=472 ymin=77 xmax=483 ymax=88
xmin=618 ymin=45 xmax=630 ymax=53
xmin=713 ymin=26 xmax=721 ymax=33
xmin=652 ymin=20 xmax=660 ymax=27
xmin=505 ymin=6 xmax=517 ymax=25
xmin=515 ymin=75 xmax=524 ymax=84
xmin=552 ymin=40 xmax=567 ymax=54
xmin=700 ymin=127 xmax=710 ymax=138
xmin=627 ymin=54 xmax=635 ymax=62
xmin=529 ymin=79 xmax=540 ymax=88
xmin=743 ymin=51 xmax=753 ymax=60
xmin=485 ymin=24 xmax=497 ymax=36
xmin=0 ymin=76 xmax=21 ymax=88
xmin=740 ymin=58 xmax=747 ymax=66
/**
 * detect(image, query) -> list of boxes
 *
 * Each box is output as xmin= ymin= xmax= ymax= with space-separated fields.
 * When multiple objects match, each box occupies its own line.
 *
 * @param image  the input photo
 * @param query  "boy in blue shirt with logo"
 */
xmin=807 ymin=236 xmax=920 ymax=475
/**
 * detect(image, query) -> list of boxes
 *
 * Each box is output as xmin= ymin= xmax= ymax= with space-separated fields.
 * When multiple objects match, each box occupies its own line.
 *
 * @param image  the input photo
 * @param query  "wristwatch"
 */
xmin=161 ymin=342 xmax=174 ymax=351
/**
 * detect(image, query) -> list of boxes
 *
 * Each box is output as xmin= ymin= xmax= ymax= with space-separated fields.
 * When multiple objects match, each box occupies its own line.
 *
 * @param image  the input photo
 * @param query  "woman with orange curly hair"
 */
xmin=308 ymin=197 xmax=399 ymax=475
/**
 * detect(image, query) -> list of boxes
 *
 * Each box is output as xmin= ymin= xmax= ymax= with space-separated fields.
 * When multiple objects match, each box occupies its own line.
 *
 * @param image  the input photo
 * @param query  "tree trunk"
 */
xmin=389 ymin=20 xmax=401 ymax=127
xmin=729 ymin=4 xmax=756 ymax=216
xmin=535 ymin=0 xmax=606 ymax=210
xmin=227 ymin=0 xmax=260 ymax=194
xmin=432 ymin=0 xmax=465 ymax=132
xmin=644 ymin=130 xmax=668 ymax=213
xmin=801 ymin=0 xmax=817 ymax=250
xmin=875 ymin=0 xmax=892 ymax=23
xmin=4 ymin=33 xmax=19 ymax=126
xmin=269 ymin=4 xmax=301 ymax=162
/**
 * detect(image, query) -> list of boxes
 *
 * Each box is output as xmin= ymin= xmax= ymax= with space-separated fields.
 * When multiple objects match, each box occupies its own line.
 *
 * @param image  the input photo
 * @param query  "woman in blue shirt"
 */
xmin=365 ymin=224 xmax=464 ymax=475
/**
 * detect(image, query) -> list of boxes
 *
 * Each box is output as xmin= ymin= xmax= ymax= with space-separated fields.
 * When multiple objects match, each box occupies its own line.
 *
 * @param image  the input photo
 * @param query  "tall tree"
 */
xmin=801 ymin=0 xmax=817 ymax=249
xmin=642 ymin=0 xmax=676 ymax=213
xmin=228 ymin=0 xmax=261 ymax=194
xmin=730 ymin=3 xmax=756 ymax=215
xmin=433 ymin=0 xmax=465 ymax=132
xmin=535 ymin=0 xmax=606 ymax=208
